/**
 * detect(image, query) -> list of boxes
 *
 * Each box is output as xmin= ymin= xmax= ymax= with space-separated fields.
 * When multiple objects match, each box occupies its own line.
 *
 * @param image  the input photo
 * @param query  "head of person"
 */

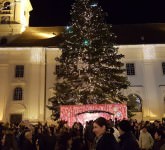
xmin=154 ymin=120 xmax=160 ymax=127
xmin=141 ymin=125 xmax=147 ymax=133
xmin=154 ymin=129 xmax=165 ymax=141
xmin=24 ymin=130 xmax=32 ymax=141
xmin=93 ymin=117 xmax=108 ymax=137
xmin=118 ymin=120 xmax=131 ymax=135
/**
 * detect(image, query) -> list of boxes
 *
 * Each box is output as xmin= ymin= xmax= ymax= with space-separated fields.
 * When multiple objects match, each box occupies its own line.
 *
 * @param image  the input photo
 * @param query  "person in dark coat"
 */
xmin=44 ymin=132 xmax=56 ymax=150
xmin=22 ymin=130 xmax=37 ymax=150
xmin=93 ymin=117 xmax=119 ymax=150
xmin=1 ymin=132 xmax=19 ymax=150
xmin=152 ymin=129 xmax=165 ymax=150
xmin=36 ymin=128 xmax=45 ymax=150
xmin=118 ymin=120 xmax=140 ymax=150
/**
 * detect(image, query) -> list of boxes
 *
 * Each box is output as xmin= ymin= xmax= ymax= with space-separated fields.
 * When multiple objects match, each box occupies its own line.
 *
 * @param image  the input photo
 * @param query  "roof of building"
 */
xmin=5 ymin=26 xmax=64 ymax=47
xmin=1 ymin=23 xmax=165 ymax=47
xmin=112 ymin=23 xmax=165 ymax=45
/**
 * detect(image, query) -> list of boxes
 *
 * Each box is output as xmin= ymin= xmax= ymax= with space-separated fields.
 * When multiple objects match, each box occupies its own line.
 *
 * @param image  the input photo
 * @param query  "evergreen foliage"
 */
xmin=48 ymin=0 xmax=130 ymax=120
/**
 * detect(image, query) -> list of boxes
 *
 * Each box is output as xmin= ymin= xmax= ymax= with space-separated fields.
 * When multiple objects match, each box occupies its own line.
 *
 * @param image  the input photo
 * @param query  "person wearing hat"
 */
xmin=118 ymin=120 xmax=140 ymax=150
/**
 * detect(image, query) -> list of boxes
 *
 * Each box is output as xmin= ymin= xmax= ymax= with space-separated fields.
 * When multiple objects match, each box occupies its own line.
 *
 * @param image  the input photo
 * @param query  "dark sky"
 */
xmin=29 ymin=0 xmax=165 ymax=27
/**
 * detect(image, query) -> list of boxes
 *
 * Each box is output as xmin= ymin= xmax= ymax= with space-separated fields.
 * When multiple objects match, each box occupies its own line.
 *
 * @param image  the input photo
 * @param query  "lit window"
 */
xmin=13 ymin=87 xmax=23 ymax=101
xmin=126 ymin=63 xmax=135 ymax=75
xmin=15 ymin=65 xmax=24 ymax=78
xmin=162 ymin=62 xmax=165 ymax=75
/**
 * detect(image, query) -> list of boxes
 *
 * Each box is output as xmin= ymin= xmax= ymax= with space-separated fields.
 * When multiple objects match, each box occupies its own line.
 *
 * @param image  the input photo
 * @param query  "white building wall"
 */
xmin=26 ymin=48 xmax=45 ymax=122
xmin=45 ymin=48 xmax=61 ymax=121
xmin=142 ymin=61 xmax=160 ymax=119
xmin=119 ymin=45 xmax=165 ymax=121
xmin=0 ymin=48 xmax=46 ymax=122
xmin=0 ymin=45 xmax=165 ymax=122
xmin=0 ymin=64 xmax=9 ymax=122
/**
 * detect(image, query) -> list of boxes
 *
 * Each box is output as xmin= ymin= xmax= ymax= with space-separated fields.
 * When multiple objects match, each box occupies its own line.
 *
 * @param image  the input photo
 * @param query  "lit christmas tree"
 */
xmin=48 ymin=0 xmax=130 ymax=120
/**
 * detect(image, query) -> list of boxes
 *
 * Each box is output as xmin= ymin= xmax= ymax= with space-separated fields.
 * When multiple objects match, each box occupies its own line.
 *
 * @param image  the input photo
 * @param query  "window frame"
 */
xmin=126 ymin=63 xmax=135 ymax=75
xmin=15 ymin=65 xmax=24 ymax=78
xmin=162 ymin=62 xmax=165 ymax=75
xmin=13 ymin=87 xmax=23 ymax=101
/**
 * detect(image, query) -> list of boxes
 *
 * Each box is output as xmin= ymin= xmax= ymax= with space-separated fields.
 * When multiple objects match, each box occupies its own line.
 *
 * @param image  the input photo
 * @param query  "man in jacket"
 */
xmin=118 ymin=120 xmax=140 ymax=150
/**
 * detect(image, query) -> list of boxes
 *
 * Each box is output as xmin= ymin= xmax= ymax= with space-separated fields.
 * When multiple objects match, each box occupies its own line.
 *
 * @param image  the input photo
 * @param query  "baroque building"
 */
xmin=0 ymin=0 xmax=165 ymax=123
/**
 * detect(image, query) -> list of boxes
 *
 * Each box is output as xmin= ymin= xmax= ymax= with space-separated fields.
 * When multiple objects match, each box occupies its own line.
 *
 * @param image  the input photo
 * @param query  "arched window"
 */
xmin=3 ymin=2 xmax=11 ymax=10
xmin=127 ymin=94 xmax=142 ymax=112
xmin=13 ymin=87 xmax=23 ymax=101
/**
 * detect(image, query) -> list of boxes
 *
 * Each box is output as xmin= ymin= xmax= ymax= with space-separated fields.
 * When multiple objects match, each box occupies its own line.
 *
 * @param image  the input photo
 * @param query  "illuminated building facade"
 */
xmin=0 ymin=0 xmax=165 ymax=123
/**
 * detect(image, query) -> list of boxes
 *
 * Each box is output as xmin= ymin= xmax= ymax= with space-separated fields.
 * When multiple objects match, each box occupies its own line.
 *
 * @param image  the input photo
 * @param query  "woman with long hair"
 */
xmin=93 ymin=117 xmax=119 ymax=150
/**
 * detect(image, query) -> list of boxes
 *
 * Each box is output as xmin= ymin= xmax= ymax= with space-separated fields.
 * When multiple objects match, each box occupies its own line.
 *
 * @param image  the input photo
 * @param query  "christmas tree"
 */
xmin=48 ymin=0 xmax=130 ymax=120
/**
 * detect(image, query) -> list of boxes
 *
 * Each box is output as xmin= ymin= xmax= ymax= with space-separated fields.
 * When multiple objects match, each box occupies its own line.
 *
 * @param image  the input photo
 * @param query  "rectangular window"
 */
xmin=13 ymin=87 xmax=23 ymax=101
xmin=162 ymin=62 xmax=165 ymax=75
xmin=15 ymin=65 xmax=24 ymax=78
xmin=126 ymin=63 xmax=135 ymax=75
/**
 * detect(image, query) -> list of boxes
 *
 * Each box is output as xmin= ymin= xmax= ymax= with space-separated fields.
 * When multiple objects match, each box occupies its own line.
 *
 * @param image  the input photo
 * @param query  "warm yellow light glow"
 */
xmin=28 ymin=106 xmax=38 ymax=120
xmin=28 ymin=111 xmax=38 ymax=120
xmin=9 ymin=104 xmax=26 ymax=113
xmin=36 ymin=33 xmax=56 ymax=39
xmin=0 ymin=110 xmax=3 ymax=121
xmin=143 ymin=45 xmax=156 ymax=60
xmin=20 ymin=0 xmax=27 ymax=26
xmin=29 ymin=116 xmax=38 ymax=120
xmin=19 ymin=0 xmax=32 ymax=31
xmin=149 ymin=111 xmax=157 ymax=118
xmin=21 ymin=26 xmax=26 ymax=33
xmin=20 ymin=0 xmax=32 ymax=26
xmin=0 ymin=98 xmax=5 ymax=121
xmin=31 ymin=48 xmax=44 ymax=64
xmin=163 ymin=114 xmax=165 ymax=117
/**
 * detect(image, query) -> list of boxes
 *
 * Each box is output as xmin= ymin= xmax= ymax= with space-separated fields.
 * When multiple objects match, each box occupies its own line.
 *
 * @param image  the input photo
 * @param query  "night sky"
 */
xmin=29 ymin=0 xmax=165 ymax=27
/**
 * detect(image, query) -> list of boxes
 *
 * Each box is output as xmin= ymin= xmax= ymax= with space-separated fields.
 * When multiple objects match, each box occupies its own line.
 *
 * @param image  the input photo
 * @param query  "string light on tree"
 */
xmin=83 ymin=39 xmax=90 ymax=46
xmin=66 ymin=26 xmax=70 ymax=30
xmin=65 ymin=26 xmax=73 ymax=33
xmin=90 ymin=2 xmax=98 ymax=7
xmin=48 ymin=0 xmax=130 ymax=120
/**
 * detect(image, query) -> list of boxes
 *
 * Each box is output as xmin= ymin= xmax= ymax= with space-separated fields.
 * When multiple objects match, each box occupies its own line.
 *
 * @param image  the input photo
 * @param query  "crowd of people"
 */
xmin=0 ymin=117 xmax=165 ymax=150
